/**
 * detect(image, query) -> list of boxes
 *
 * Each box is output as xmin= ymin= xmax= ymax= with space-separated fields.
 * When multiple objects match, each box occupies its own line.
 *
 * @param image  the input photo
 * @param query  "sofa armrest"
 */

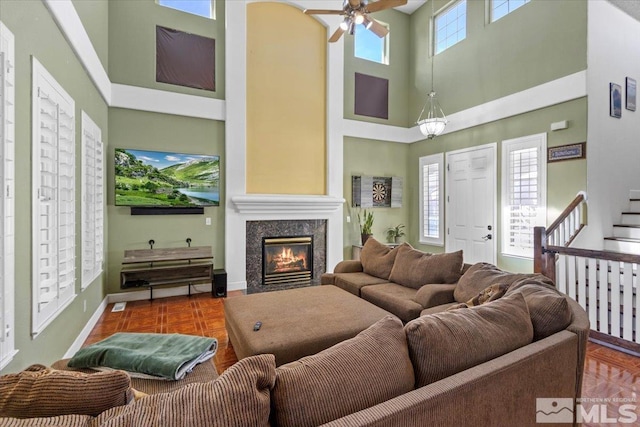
xmin=413 ymin=284 xmax=456 ymax=308
xmin=334 ymin=260 xmax=364 ymax=273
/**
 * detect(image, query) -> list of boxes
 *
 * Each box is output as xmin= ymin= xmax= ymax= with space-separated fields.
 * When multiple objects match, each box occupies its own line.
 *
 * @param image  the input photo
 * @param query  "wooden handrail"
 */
xmin=546 ymin=191 xmax=586 ymax=236
xmin=546 ymin=245 xmax=640 ymax=264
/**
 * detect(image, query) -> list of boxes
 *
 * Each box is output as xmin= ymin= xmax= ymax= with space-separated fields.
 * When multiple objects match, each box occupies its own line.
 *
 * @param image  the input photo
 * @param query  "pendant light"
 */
xmin=417 ymin=0 xmax=448 ymax=139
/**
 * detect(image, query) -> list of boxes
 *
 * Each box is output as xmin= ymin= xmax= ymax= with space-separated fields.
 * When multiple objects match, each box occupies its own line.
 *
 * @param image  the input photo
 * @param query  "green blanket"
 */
xmin=68 ymin=333 xmax=218 ymax=380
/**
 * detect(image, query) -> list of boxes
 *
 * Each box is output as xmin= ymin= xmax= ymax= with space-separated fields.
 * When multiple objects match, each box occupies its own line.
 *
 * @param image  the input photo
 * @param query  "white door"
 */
xmin=446 ymin=144 xmax=497 ymax=265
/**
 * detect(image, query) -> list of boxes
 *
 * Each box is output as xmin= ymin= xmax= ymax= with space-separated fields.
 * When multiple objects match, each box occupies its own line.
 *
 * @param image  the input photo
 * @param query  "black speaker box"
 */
xmin=213 ymin=269 xmax=227 ymax=298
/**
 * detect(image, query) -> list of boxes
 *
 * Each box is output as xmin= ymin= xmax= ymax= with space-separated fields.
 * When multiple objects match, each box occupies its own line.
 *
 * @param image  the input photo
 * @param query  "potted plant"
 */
xmin=386 ymin=224 xmax=405 ymax=244
xmin=358 ymin=210 xmax=374 ymax=245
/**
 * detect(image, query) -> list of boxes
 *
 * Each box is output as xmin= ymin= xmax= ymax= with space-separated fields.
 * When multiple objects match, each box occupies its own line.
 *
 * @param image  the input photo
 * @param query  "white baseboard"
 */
xmin=64 ymin=296 xmax=109 ymax=358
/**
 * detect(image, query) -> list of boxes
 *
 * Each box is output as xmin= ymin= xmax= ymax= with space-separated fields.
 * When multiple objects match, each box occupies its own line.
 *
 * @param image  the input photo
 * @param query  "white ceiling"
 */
xmin=394 ymin=0 xmax=427 ymax=14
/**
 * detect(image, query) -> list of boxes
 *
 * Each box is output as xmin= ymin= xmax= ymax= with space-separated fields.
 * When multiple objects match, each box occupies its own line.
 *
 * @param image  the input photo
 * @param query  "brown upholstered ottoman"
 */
xmin=224 ymin=285 xmax=392 ymax=366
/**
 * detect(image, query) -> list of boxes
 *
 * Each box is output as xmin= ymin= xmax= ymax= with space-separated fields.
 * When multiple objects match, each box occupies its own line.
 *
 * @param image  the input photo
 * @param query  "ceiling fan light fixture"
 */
xmin=362 ymin=16 xmax=373 ymax=29
xmin=340 ymin=18 xmax=350 ymax=31
xmin=354 ymin=12 xmax=365 ymax=25
xmin=348 ymin=20 xmax=356 ymax=35
xmin=417 ymin=91 xmax=448 ymax=139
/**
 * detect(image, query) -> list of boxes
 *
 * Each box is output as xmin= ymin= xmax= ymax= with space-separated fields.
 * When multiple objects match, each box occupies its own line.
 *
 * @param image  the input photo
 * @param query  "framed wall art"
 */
xmin=548 ymin=142 xmax=586 ymax=163
xmin=610 ymin=82 xmax=622 ymax=118
xmin=626 ymin=77 xmax=636 ymax=111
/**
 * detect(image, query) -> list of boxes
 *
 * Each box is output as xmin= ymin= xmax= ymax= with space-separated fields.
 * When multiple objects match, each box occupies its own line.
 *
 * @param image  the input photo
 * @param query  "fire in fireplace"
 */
xmin=262 ymin=236 xmax=313 ymax=285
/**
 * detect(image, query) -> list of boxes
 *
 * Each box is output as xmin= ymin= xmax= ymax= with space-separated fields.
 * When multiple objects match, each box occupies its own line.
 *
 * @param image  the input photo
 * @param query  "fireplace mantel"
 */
xmin=231 ymin=194 xmax=345 ymax=214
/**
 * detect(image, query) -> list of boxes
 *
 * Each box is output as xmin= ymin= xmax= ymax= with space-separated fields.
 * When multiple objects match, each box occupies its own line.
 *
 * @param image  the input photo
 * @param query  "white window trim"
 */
xmin=501 ymin=132 xmax=547 ymax=259
xmin=354 ymin=21 xmax=390 ymax=65
xmin=81 ymin=111 xmax=104 ymax=290
xmin=419 ymin=153 xmax=444 ymax=246
xmin=31 ymin=57 xmax=76 ymax=337
xmin=0 ymin=21 xmax=17 ymax=370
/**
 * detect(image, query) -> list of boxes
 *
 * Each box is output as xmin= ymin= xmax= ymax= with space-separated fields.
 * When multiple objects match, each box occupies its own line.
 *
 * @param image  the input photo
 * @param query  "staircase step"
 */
xmin=620 ymin=212 xmax=640 ymax=226
xmin=604 ymin=237 xmax=640 ymax=254
xmin=613 ymin=225 xmax=640 ymax=239
xmin=630 ymin=200 xmax=640 ymax=211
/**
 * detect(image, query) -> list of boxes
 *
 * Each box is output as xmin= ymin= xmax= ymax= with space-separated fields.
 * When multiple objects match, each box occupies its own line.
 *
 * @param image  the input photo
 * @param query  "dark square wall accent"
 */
xmin=156 ymin=26 xmax=215 ymax=91
xmin=354 ymin=72 xmax=389 ymax=119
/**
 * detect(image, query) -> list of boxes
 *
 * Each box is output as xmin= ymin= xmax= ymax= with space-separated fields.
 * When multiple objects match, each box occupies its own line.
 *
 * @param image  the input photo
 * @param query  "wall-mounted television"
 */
xmin=115 ymin=148 xmax=220 ymax=207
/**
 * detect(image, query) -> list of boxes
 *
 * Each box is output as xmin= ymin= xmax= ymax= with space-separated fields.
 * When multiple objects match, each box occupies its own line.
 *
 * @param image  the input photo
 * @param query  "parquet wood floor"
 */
xmin=85 ymin=292 xmax=639 ymax=410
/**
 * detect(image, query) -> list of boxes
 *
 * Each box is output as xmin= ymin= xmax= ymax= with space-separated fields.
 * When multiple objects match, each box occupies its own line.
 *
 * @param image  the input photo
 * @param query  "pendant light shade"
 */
xmin=417 ymin=91 xmax=447 ymax=139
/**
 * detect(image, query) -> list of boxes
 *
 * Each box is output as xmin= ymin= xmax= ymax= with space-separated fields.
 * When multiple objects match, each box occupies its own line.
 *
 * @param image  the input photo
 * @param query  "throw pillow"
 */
xmin=271 ymin=315 xmax=414 ymax=427
xmin=506 ymin=276 xmax=572 ymax=341
xmin=405 ymin=292 xmax=533 ymax=387
xmin=0 ymin=364 xmax=132 ymax=418
xmin=388 ymin=246 xmax=463 ymax=289
xmin=93 ymin=354 xmax=276 ymax=427
xmin=360 ymin=238 xmax=408 ymax=280
xmin=447 ymin=283 xmax=510 ymax=310
xmin=453 ymin=262 xmax=534 ymax=303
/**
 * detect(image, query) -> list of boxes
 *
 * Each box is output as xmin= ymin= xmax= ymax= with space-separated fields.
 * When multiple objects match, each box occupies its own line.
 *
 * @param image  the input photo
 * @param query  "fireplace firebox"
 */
xmin=262 ymin=236 xmax=313 ymax=285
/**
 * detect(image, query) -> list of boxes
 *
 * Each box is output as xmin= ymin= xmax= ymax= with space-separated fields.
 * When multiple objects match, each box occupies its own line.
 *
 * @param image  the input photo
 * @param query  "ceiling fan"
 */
xmin=303 ymin=0 xmax=408 ymax=43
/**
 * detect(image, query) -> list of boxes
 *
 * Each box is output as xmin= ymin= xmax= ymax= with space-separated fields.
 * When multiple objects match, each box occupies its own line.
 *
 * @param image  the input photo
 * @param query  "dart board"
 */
xmin=372 ymin=178 xmax=392 ymax=207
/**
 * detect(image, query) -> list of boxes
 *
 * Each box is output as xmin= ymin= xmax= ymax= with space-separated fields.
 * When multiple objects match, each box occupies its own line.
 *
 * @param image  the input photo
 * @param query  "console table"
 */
xmin=120 ymin=246 xmax=214 ymax=300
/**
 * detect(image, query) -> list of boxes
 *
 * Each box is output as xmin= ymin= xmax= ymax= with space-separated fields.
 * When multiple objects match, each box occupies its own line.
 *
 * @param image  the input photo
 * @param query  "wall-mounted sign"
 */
xmin=548 ymin=142 xmax=586 ymax=163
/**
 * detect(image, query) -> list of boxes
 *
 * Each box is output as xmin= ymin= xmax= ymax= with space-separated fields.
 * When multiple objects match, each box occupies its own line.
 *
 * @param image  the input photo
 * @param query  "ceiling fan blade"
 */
xmin=328 ymin=27 xmax=346 ymax=43
xmin=303 ymin=9 xmax=345 ymax=15
xmin=368 ymin=18 xmax=390 ymax=38
xmin=366 ymin=0 xmax=408 ymax=13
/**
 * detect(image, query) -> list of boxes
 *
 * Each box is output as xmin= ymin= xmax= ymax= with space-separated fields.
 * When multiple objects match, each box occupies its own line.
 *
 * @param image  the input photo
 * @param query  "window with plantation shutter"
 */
xmin=419 ymin=153 xmax=444 ymax=246
xmin=81 ymin=111 xmax=104 ymax=290
xmin=501 ymin=133 xmax=546 ymax=258
xmin=32 ymin=58 xmax=76 ymax=336
xmin=0 ymin=22 xmax=16 ymax=369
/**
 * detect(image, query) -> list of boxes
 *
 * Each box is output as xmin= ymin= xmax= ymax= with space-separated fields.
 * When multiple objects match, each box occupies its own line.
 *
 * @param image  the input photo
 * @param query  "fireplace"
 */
xmin=262 ymin=236 xmax=313 ymax=286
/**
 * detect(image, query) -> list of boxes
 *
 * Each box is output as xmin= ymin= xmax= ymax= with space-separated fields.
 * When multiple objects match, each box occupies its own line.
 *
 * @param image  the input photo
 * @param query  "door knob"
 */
xmin=482 ymin=234 xmax=492 ymax=241
xmin=487 ymin=225 xmax=492 ymax=230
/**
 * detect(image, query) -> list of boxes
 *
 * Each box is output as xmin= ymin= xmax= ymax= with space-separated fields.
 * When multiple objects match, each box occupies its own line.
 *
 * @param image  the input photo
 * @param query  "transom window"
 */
xmin=354 ymin=23 xmax=389 ymax=65
xmin=419 ymin=153 xmax=444 ymax=246
xmin=158 ymin=0 xmax=215 ymax=19
xmin=435 ymin=0 xmax=466 ymax=54
xmin=492 ymin=0 xmax=530 ymax=22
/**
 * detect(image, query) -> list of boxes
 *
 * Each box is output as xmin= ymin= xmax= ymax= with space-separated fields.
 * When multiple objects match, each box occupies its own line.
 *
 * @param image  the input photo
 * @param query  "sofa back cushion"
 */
xmin=506 ymin=277 xmax=572 ymax=341
xmin=271 ymin=315 xmax=414 ymax=427
xmin=388 ymin=246 xmax=463 ymax=289
xmin=453 ymin=262 xmax=534 ymax=303
xmin=405 ymin=292 xmax=533 ymax=387
xmin=93 ymin=354 xmax=276 ymax=427
xmin=360 ymin=238 xmax=407 ymax=280
xmin=0 ymin=364 xmax=132 ymax=418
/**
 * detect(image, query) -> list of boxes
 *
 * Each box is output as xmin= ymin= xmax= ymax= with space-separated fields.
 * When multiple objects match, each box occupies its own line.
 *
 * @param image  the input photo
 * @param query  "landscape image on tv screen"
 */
xmin=115 ymin=148 xmax=220 ymax=207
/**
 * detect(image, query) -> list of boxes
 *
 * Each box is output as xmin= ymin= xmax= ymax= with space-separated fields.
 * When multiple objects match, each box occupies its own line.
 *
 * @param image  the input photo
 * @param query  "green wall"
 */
xmin=406 ymin=97 xmax=588 ymax=272
xmin=343 ymin=9 xmax=411 ymax=127
xmin=107 ymin=109 xmax=225 ymax=295
xmin=343 ymin=137 xmax=409 ymax=259
xmin=72 ymin=0 xmax=109 ymax=70
xmin=109 ymin=0 xmax=225 ymax=99
xmin=1 ymin=0 xmax=108 ymax=372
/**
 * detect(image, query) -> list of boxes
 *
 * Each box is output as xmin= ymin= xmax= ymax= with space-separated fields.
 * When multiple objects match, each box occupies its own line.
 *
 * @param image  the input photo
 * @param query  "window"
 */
xmin=0 ymin=21 xmax=16 ymax=369
xmin=354 ymin=23 xmax=389 ymax=64
xmin=419 ymin=154 xmax=444 ymax=246
xmin=501 ymin=133 xmax=546 ymax=258
xmin=492 ymin=0 xmax=530 ymax=22
xmin=32 ymin=58 xmax=76 ymax=337
xmin=435 ymin=0 xmax=466 ymax=54
xmin=158 ymin=0 xmax=215 ymax=19
xmin=81 ymin=112 xmax=104 ymax=290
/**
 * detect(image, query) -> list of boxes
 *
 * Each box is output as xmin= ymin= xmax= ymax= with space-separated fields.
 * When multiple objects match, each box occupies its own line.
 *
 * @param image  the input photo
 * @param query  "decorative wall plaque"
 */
xmin=352 ymin=175 xmax=402 ymax=208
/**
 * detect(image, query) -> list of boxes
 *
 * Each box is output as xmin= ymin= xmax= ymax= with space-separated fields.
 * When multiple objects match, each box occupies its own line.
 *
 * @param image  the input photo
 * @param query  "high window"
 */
xmin=435 ymin=0 xmax=466 ymax=54
xmin=81 ymin=112 xmax=104 ymax=290
xmin=501 ymin=133 xmax=547 ymax=258
xmin=492 ymin=0 xmax=530 ymax=22
xmin=354 ymin=22 xmax=389 ymax=65
xmin=0 ymin=21 xmax=16 ymax=369
xmin=32 ymin=58 xmax=76 ymax=336
xmin=158 ymin=0 xmax=215 ymax=19
xmin=419 ymin=154 xmax=444 ymax=246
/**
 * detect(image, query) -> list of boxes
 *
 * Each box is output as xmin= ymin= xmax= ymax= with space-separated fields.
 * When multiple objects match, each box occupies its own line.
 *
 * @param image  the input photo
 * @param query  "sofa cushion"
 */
xmin=0 ymin=364 xmax=132 ymax=418
xmin=453 ymin=262 xmax=533 ymax=303
xmin=0 ymin=415 xmax=93 ymax=426
xmin=271 ymin=315 xmax=414 ymax=427
xmin=361 ymin=284 xmax=423 ymax=323
xmin=93 ymin=354 xmax=276 ymax=427
xmin=405 ymin=292 xmax=533 ymax=387
xmin=360 ymin=239 xmax=407 ymax=280
xmin=333 ymin=272 xmax=388 ymax=296
xmin=449 ymin=283 xmax=511 ymax=309
xmin=507 ymin=276 xmax=572 ymax=341
xmin=388 ymin=246 xmax=463 ymax=289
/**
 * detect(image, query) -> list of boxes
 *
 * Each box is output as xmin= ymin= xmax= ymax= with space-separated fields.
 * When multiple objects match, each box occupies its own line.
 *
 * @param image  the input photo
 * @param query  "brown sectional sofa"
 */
xmin=0 ymin=251 xmax=589 ymax=426
xmin=321 ymin=238 xmax=470 ymax=322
